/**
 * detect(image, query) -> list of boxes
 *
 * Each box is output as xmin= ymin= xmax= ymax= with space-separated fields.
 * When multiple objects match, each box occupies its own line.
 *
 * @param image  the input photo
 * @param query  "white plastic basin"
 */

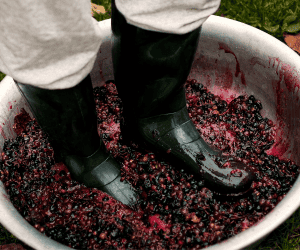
xmin=1 ymin=16 xmax=300 ymax=250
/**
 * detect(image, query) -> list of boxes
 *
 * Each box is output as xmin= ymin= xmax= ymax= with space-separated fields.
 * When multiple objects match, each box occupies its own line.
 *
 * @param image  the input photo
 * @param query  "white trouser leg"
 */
xmin=0 ymin=0 xmax=104 ymax=89
xmin=115 ymin=0 xmax=221 ymax=34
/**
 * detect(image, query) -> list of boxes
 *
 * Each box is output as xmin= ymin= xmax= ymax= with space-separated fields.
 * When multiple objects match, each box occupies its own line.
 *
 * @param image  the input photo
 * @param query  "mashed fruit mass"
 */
xmin=0 ymin=79 xmax=299 ymax=250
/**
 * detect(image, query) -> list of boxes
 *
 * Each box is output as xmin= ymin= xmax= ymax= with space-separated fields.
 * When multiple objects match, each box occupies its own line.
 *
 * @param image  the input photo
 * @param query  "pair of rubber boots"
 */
xmin=15 ymin=0 xmax=255 ymax=207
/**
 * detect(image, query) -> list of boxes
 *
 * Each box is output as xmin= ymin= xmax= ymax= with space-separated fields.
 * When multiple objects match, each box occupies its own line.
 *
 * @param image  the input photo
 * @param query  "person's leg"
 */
xmin=112 ymin=0 xmax=256 ymax=195
xmin=0 ymin=0 xmax=138 ymax=206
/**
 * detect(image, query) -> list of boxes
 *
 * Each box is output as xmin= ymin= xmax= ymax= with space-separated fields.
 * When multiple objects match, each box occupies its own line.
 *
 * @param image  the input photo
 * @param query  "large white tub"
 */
xmin=1 ymin=16 xmax=300 ymax=250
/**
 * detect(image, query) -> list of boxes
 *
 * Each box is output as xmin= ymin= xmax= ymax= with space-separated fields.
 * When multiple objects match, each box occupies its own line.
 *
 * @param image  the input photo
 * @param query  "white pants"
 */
xmin=0 ymin=0 xmax=221 ymax=90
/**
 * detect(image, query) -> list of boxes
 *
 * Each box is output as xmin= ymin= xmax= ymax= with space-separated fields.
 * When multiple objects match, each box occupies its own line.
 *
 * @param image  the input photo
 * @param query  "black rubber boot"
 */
xmin=111 ymin=0 xmax=255 ymax=196
xmin=15 ymin=74 xmax=138 ymax=207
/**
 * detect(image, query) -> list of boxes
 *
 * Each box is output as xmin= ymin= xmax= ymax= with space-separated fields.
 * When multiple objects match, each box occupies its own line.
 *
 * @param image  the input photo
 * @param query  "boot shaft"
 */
xmin=16 ymin=74 xmax=100 ymax=161
xmin=111 ymin=0 xmax=202 ymax=119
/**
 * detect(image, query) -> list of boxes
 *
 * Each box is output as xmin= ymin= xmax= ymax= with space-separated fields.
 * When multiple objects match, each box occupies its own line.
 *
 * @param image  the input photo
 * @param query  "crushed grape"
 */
xmin=0 ymin=79 xmax=299 ymax=250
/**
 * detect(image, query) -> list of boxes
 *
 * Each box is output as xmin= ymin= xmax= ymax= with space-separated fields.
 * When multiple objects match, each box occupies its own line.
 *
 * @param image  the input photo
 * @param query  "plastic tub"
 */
xmin=1 ymin=16 xmax=300 ymax=250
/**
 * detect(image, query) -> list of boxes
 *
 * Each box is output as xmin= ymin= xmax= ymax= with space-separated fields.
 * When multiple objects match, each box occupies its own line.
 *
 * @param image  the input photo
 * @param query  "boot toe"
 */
xmin=100 ymin=175 xmax=139 ymax=207
xmin=65 ymin=152 xmax=139 ymax=207
xmin=83 ymin=156 xmax=139 ymax=207
xmin=203 ymin=160 xmax=256 ymax=196
xmin=194 ymin=150 xmax=256 ymax=195
xmin=228 ymin=161 xmax=256 ymax=194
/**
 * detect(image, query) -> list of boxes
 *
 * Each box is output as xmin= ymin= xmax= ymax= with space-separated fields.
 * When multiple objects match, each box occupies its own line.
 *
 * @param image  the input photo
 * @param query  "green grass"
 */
xmin=0 ymin=72 xmax=5 ymax=82
xmin=257 ymin=208 xmax=300 ymax=250
xmin=0 ymin=224 xmax=34 ymax=250
xmin=215 ymin=0 xmax=300 ymax=44
xmin=1 ymin=0 xmax=300 ymax=249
